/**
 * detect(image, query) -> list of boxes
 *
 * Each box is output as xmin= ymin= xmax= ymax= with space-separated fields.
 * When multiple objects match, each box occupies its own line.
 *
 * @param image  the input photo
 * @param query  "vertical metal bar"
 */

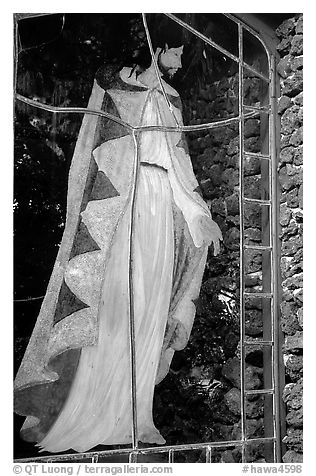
xmin=129 ymin=452 xmax=138 ymax=463
xmin=238 ymin=23 xmax=247 ymax=464
xmin=205 ymin=446 xmax=212 ymax=463
xmin=14 ymin=16 xmax=20 ymax=96
xmin=260 ymin=72 xmax=274 ymax=463
xmin=168 ymin=449 xmax=174 ymax=463
xmin=141 ymin=13 xmax=180 ymax=127
xmin=91 ymin=454 xmax=99 ymax=463
xmin=128 ymin=130 xmax=141 ymax=449
xmin=269 ymin=54 xmax=282 ymax=463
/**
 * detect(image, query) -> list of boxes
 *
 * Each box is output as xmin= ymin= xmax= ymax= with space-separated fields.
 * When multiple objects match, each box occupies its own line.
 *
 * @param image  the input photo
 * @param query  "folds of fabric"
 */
xmin=14 ymin=66 xmax=220 ymax=448
xmin=37 ymin=166 xmax=173 ymax=452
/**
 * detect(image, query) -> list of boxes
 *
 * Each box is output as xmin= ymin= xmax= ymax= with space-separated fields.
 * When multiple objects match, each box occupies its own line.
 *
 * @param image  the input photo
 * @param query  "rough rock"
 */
xmin=285 ymin=188 xmax=299 ymax=208
xmin=293 ymin=92 xmax=303 ymax=106
xmin=279 ymin=165 xmax=302 ymax=191
xmin=211 ymin=197 xmax=226 ymax=216
xmin=281 ymin=105 xmax=300 ymax=134
xmin=280 ymin=203 xmax=292 ymax=226
xmin=276 ymin=18 xmax=297 ymax=38
xmin=244 ymin=118 xmax=260 ymax=138
xmin=279 ymin=146 xmax=297 ymax=165
xmin=283 ymin=450 xmax=303 ymax=463
xmin=283 ymin=332 xmax=303 ymax=353
xmin=280 ymin=301 xmax=302 ymax=335
xmin=277 ymin=37 xmax=292 ymax=54
xmin=223 ymin=387 xmax=264 ymax=418
xmin=244 ymin=157 xmax=261 ymax=176
xmin=283 ymin=380 xmax=303 ymax=409
xmin=277 ymin=55 xmax=293 ymax=78
xmin=295 ymin=16 xmax=303 ymax=35
xmin=225 ymin=193 xmax=239 ymax=216
xmin=278 ymin=95 xmax=292 ymax=115
xmin=231 ymin=418 xmax=264 ymax=440
xmin=282 ymin=71 xmax=303 ymax=97
xmin=284 ymin=354 xmax=303 ymax=381
xmin=289 ymin=126 xmax=303 ymax=147
xmin=224 ymin=227 xmax=240 ymax=251
xmin=297 ymin=308 xmax=303 ymax=328
xmin=245 ymin=309 xmax=263 ymax=336
xmin=244 ymin=250 xmax=262 ymax=273
xmin=222 ymin=357 xmax=261 ymax=390
xmin=291 ymin=56 xmax=303 ymax=72
xmin=286 ymin=407 xmax=303 ymax=428
xmin=283 ymin=429 xmax=303 ymax=452
xmin=290 ymin=35 xmax=303 ymax=56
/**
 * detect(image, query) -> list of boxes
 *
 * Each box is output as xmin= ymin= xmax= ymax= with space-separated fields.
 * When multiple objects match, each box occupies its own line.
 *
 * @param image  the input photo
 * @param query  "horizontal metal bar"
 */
xmin=244 ymin=244 xmax=272 ymax=251
xmin=244 ymin=104 xmax=271 ymax=113
xmin=243 ymin=197 xmax=271 ymax=205
xmin=245 ymin=389 xmax=275 ymax=396
xmin=244 ymin=151 xmax=270 ymax=160
xmin=15 ymin=93 xmax=259 ymax=133
xmin=15 ymin=93 xmax=134 ymax=131
xmin=244 ymin=292 xmax=272 ymax=298
xmin=14 ymin=438 xmax=277 ymax=463
xmin=244 ymin=340 xmax=274 ymax=346
xmin=15 ymin=13 xmax=55 ymax=22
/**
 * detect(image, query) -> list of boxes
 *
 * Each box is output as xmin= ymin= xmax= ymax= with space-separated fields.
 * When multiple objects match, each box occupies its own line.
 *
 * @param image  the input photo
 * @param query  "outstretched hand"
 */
xmin=200 ymin=216 xmax=223 ymax=255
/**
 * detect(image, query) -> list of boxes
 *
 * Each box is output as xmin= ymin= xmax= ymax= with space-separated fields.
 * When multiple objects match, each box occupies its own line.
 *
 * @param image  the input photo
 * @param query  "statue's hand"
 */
xmin=200 ymin=216 xmax=223 ymax=255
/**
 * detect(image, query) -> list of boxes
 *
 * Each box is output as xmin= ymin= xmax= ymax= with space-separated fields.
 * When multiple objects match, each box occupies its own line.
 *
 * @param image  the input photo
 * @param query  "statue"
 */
xmin=14 ymin=42 xmax=222 ymax=453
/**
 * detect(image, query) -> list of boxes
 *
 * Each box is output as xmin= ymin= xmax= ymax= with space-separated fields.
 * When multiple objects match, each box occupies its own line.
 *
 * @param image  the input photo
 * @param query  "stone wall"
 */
xmin=276 ymin=15 xmax=303 ymax=463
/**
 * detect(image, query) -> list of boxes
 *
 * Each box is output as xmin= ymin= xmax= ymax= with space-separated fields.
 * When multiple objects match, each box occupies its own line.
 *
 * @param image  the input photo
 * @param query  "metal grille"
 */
xmin=14 ymin=12 xmax=282 ymax=463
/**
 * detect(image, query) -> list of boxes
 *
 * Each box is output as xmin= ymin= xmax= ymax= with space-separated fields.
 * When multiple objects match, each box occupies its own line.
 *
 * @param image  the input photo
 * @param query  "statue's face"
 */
xmin=158 ymin=45 xmax=183 ymax=78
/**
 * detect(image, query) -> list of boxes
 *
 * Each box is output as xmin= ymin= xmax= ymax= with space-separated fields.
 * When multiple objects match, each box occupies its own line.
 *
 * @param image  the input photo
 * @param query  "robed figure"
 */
xmin=14 ymin=45 xmax=222 ymax=453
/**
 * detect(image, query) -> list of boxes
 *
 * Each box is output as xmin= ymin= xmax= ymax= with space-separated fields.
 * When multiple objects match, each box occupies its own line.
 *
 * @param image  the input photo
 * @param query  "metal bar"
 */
xmin=128 ymin=131 xmax=141 ymax=449
xmin=15 ymin=93 xmax=134 ymax=131
xmin=238 ymin=22 xmax=247 ymax=466
xmin=15 ymin=13 xmax=55 ymax=21
xmin=244 ymin=151 xmax=270 ymax=160
xmin=270 ymin=54 xmax=283 ymax=463
xmin=91 ymin=454 xmax=99 ymax=463
xmin=244 ymin=292 xmax=272 ymax=298
xmin=244 ymin=244 xmax=272 ymax=251
xmin=15 ymin=93 xmax=259 ymax=133
xmin=245 ymin=389 xmax=274 ymax=396
xmin=14 ymin=16 xmax=20 ymax=95
xmin=129 ymin=452 xmax=138 ymax=463
xmin=205 ymin=446 xmax=212 ymax=463
xmin=165 ymin=13 xmax=269 ymax=82
xmin=259 ymin=64 xmax=275 ymax=463
xmin=165 ymin=13 xmax=239 ymax=62
xmin=244 ymin=340 xmax=274 ymax=346
xmin=142 ymin=13 xmax=180 ymax=127
xmin=168 ymin=449 xmax=174 ymax=463
xmin=224 ymin=13 xmax=271 ymax=61
xmin=244 ymin=105 xmax=271 ymax=113
xmin=243 ymin=198 xmax=271 ymax=205
xmin=15 ymin=438 xmax=277 ymax=463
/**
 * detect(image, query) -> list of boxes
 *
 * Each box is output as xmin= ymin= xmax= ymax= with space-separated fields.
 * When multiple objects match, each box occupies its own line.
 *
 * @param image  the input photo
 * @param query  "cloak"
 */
xmin=14 ymin=64 xmax=222 ymax=446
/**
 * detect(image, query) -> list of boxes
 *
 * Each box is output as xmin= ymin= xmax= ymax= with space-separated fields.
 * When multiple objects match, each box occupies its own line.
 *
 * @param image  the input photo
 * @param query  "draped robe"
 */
xmin=14 ymin=65 xmax=222 ymax=452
